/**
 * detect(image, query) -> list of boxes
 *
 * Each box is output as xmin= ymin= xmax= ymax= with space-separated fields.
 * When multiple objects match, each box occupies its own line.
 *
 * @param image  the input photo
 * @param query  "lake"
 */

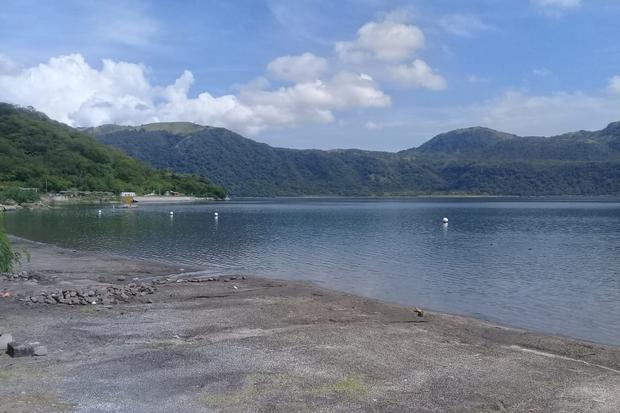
xmin=4 ymin=197 xmax=620 ymax=345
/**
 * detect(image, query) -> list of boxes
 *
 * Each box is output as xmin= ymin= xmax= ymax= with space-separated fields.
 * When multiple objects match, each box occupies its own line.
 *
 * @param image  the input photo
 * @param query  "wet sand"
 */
xmin=0 ymin=236 xmax=619 ymax=412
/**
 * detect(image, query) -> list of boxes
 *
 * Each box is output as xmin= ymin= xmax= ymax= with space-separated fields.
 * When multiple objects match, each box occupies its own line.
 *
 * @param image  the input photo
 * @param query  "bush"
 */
xmin=0 ymin=214 xmax=22 ymax=273
xmin=0 ymin=187 xmax=40 ymax=204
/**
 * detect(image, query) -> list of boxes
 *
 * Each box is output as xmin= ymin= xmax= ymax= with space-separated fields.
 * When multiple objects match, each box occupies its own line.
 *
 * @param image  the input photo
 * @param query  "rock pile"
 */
xmin=27 ymin=283 xmax=156 ymax=306
xmin=2 ymin=271 xmax=33 ymax=281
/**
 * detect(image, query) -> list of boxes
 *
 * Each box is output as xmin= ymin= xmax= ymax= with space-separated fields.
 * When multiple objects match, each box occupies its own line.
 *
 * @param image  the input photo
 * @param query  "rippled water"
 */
xmin=5 ymin=198 xmax=620 ymax=345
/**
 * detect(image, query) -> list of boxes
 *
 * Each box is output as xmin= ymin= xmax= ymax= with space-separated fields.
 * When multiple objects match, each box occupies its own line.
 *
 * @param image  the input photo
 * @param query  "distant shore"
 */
xmin=0 ymin=236 xmax=618 ymax=412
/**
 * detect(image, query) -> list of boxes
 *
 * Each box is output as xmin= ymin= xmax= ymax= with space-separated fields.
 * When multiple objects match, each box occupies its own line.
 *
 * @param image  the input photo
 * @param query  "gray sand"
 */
xmin=0 ymin=237 xmax=618 ymax=412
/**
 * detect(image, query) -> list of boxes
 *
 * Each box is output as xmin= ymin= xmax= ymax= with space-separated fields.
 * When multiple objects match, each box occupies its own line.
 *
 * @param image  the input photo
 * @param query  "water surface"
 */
xmin=5 ymin=198 xmax=620 ymax=345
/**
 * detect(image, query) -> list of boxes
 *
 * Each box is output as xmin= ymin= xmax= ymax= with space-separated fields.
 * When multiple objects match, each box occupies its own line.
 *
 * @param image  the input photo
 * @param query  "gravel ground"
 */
xmin=0 ymin=237 xmax=618 ymax=413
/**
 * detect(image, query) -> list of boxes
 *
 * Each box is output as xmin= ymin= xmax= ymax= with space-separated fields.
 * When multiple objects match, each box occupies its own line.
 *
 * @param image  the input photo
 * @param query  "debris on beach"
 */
xmin=414 ymin=307 xmax=424 ymax=317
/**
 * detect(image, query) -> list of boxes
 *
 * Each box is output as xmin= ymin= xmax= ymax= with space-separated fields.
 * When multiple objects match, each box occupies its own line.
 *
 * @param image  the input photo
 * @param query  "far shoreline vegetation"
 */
xmin=0 ymin=103 xmax=228 ymax=204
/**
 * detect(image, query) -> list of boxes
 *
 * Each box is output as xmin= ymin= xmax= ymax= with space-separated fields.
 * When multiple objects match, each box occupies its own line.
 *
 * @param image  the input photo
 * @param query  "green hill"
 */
xmin=0 ymin=104 xmax=226 ymax=198
xmin=86 ymin=120 xmax=620 ymax=197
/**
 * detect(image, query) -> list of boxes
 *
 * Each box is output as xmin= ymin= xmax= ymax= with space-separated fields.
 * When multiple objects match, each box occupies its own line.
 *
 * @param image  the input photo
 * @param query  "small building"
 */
xmin=120 ymin=192 xmax=137 ymax=207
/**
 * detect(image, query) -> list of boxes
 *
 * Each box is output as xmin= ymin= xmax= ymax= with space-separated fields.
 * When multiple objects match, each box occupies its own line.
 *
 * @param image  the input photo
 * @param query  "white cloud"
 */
xmin=333 ymin=16 xmax=445 ymax=91
xmin=532 ymin=68 xmax=553 ymax=77
xmin=532 ymin=0 xmax=581 ymax=9
xmin=438 ymin=14 xmax=494 ymax=37
xmin=267 ymin=52 xmax=328 ymax=82
xmin=391 ymin=59 xmax=447 ymax=90
xmin=531 ymin=0 xmax=581 ymax=16
xmin=364 ymin=120 xmax=405 ymax=131
xmin=335 ymin=20 xmax=425 ymax=63
xmin=608 ymin=76 xmax=620 ymax=94
xmin=0 ymin=53 xmax=19 ymax=75
xmin=467 ymin=74 xmax=491 ymax=84
xmin=365 ymin=121 xmax=381 ymax=130
xmin=0 ymin=53 xmax=390 ymax=135
xmin=91 ymin=3 xmax=160 ymax=46
xmin=465 ymin=90 xmax=620 ymax=136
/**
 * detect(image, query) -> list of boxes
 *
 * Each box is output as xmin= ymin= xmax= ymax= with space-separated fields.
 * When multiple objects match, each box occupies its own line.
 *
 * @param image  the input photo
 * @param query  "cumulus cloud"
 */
xmin=391 ymin=59 xmax=446 ymax=90
xmin=333 ymin=16 xmax=445 ymax=92
xmin=267 ymin=52 xmax=328 ymax=82
xmin=0 ymin=53 xmax=390 ymax=135
xmin=608 ymin=76 xmax=620 ymax=94
xmin=335 ymin=20 xmax=425 ymax=62
xmin=438 ymin=14 xmax=494 ymax=37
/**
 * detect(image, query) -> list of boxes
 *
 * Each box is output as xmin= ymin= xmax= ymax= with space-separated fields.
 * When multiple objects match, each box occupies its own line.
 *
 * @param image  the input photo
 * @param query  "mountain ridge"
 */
xmin=87 ymin=120 xmax=620 ymax=197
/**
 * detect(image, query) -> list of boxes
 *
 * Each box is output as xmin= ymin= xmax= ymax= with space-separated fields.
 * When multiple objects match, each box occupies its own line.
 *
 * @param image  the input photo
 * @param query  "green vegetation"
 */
xmin=0 ymin=187 xmax=40 ymax=204
xmin=90 ymin=120 xmax=620 ymax=197
xmin=0 ymin=103 xmax=226 ymax=199
xmin=0 ymin=214 xmax=24 ymax=272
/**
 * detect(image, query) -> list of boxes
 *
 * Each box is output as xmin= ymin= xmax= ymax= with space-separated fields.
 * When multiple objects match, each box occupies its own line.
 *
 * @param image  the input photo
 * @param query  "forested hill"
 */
xmin=0 ymin=104 xmax=226 ymax=198
xmin=87 ymin=120 xmax=620 ymax=197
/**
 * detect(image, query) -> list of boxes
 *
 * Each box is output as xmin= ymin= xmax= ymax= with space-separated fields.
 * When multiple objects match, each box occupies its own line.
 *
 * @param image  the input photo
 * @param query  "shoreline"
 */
xmin=1 ymin=237 xmax=619 ymax=411
xmin=7 ymin=234 xmax=619 ymax=349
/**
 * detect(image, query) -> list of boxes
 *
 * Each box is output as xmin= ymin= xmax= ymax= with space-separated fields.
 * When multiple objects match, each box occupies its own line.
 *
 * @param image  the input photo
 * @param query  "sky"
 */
xmin=1 ymin=0 xmax=620 ymax=151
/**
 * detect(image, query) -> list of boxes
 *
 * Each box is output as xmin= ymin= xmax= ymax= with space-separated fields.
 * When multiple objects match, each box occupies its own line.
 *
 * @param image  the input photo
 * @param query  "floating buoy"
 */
xmin=169 ymin=211 xmax=174 ymax=216
xmin=98 ymin=210 xmax=102 ymax=215
xmin=214 ymin=212 xmax=219 ymax=217
xmin=442 ymin=217 xmax=449 ymax=224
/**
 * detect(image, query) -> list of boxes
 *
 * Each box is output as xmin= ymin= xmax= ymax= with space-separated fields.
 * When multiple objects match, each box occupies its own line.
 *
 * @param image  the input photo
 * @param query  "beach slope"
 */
xmin=0 ymin=237 xmax=618 ymax=412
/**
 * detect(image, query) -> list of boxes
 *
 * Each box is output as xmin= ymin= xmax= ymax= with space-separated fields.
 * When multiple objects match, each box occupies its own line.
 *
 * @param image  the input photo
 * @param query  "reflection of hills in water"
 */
xmin=5 ymin=198 xmax=620 ymax=346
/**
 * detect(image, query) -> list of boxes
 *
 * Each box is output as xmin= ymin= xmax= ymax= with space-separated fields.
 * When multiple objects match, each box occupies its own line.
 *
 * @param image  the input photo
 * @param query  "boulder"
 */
xmin=7 ymin=342 xmax=35 ymax=357
xmin=0 ymin=333 xmax=13 ymax=351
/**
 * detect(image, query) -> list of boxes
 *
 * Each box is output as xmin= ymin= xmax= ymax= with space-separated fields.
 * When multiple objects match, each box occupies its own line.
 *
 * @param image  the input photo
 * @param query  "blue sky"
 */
xmin=1 ymin=0 xmax=620 ymax=150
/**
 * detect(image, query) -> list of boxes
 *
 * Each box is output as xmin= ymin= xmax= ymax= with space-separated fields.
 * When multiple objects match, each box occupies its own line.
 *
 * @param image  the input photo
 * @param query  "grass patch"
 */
xmin=317 ymin=376 xmax=369 ymax=400
xmin=0 ymin=392 xmax=75 ymax=412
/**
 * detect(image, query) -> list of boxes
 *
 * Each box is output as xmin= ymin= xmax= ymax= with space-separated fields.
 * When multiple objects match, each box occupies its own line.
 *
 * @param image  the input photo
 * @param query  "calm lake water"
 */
xmin=5 ymin=198 xmax=620 ymax=345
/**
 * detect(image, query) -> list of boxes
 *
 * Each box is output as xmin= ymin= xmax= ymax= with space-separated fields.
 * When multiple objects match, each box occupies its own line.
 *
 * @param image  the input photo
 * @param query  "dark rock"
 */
xmin=7 ymin=342 xmax=35 ymax=357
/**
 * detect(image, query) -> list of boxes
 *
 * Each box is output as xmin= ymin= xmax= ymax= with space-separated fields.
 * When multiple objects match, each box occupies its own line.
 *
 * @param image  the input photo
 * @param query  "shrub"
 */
xmin=0 ymin=187 xmax=40 ymax=204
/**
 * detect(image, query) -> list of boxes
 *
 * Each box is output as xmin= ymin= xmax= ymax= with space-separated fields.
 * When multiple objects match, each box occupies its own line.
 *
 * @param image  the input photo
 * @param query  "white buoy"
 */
xmin=169 ymin=211 xmax=174 ymax=216
xmin=442 ymin=217 xmax=449 ymax=224
xmin=98 ymin=210 xmax=102 ymax=215
xmin=214 ymin=212 xmax=219 ymax=218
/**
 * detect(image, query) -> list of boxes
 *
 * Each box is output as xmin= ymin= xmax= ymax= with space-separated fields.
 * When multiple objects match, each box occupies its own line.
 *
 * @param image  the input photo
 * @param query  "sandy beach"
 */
xmin=0 ymin=236 xmax=619 ymax=412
